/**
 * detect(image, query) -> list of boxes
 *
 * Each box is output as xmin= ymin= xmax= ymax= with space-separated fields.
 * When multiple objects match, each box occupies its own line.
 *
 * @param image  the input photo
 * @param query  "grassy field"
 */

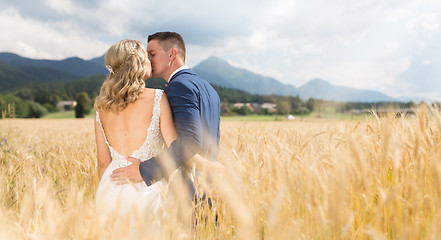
xmin=43 ymin=110 xmax=95 ymax=119
xmin=42 ymin=106 xmax=368 ymax=121
xmin=2 ymin=106 xmax=441 ymax=239
xmin=44 ymin=110 xmax=366 ymax=121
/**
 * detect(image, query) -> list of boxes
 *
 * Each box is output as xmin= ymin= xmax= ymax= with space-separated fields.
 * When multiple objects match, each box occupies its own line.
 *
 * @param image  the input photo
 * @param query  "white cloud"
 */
xmin=384 ymin=6 xmax=412 ymax=23
xmin=44 ymin=0 xmax=76 ymax=14
xmin=0 ymin=7 xmax=108 ymax=59
xmin=421 ymin=13 xmax=439 ymax=32
xmin=290 ymin=44 xmax=321 ymax=55
xmin=385 ymin=42 xmax=401 ymax=55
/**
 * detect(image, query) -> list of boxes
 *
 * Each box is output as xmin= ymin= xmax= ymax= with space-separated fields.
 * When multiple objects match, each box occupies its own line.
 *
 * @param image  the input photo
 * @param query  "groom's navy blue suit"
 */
xmin=139 ymin=68 xmax=221 ymax=198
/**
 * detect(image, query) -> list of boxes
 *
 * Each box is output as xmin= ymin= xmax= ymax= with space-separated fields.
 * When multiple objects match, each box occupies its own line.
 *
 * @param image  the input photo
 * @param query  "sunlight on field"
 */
xmin=2 ymin=107 xmax=441 ymax=239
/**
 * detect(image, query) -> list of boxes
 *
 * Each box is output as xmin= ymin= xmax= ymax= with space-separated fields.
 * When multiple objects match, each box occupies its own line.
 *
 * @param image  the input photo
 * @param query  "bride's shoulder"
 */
xmin=139 ymin=88 xmax=156 ymax=97
xmin=137 ymin=88 xmax=164 ymax=102
xmin=143 ymin=87 xmax=163 ymax=93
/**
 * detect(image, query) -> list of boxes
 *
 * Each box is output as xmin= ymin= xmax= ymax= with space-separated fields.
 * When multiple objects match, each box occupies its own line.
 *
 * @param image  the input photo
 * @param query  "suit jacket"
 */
xmin=139 ymin=68 xmax=221 ymax=198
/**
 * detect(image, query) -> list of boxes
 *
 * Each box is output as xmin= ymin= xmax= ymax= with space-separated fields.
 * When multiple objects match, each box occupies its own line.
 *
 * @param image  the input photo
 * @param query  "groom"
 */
xmin=110 ymin=31 xmax=221 ymax=199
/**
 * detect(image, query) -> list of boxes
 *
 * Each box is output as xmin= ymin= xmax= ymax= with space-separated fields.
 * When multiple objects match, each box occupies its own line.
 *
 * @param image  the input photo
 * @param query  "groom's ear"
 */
xmin=169 ymin=48 xmax=178 ymax=61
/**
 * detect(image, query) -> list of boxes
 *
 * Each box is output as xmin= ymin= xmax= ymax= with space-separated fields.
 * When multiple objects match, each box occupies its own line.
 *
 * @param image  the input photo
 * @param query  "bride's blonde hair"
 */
xmin=94 ymin=39 xmax=148 ymax=112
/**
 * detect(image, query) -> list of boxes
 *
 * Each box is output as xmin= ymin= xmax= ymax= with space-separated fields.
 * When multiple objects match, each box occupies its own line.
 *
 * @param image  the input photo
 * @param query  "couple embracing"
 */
xmin=94 ymin=32 xmax=222 ymax=225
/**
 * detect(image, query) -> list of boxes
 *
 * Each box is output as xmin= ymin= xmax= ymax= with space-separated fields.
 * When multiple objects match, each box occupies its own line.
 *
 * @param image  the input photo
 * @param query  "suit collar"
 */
xmin=169 ymin=68 xmax=196 ymax=82
xmin=168 ymin=66 xmax=189 ymax=82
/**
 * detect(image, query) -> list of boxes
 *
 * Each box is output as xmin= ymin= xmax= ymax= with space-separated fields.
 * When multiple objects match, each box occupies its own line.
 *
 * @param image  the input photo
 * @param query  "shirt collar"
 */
xmin=168 ymin=66 xmax=189 ymax=82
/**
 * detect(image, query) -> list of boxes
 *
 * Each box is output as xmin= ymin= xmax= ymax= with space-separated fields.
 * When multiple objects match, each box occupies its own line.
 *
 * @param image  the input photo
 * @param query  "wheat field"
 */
xmin=1 ymin=107 xmax=441 ymax=239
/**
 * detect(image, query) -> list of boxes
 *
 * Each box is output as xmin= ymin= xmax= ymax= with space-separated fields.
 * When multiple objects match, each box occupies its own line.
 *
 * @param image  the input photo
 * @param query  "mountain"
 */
xmin=89 ymin=55 xmax=105 ymax=68
xmin=298 ymin=78 xmax=394 ymax=102
xmin=194 ymin=57 xmax=395 ymax=102
xmin=0 ymin=53 xmax=107 ymax=78
xmin=0 ymin=60 xmax=40 ymax=91
xmin=16 ymin=66 xmax=80 ymax=83
xmin=193 ymin=56 xmax=299 ymax=96
xmin=0 ymin=52 xmax=108 ymax=92
xmin=1 ymin=52 xmax=398 ymax=102
xmin=0 ymin=60 xmax=82 ymax=92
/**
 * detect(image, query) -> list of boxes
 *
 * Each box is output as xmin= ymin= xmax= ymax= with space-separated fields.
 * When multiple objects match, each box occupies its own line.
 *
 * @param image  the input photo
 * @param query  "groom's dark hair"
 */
xmin=148 ymin=31 xmax=186 ymax=62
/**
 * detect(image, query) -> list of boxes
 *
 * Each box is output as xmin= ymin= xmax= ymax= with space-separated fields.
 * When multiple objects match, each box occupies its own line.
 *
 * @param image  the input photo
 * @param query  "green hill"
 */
xmin=0 ymin=60 xmax=80 ymax=92
xmin=9 ymin=76 xmax=168 ymax=105
xmin=9 ymin=75 xmax=106 ymax=108
xmin=18 ymin=66 xmax=80 ymax=83
xmin=0 ymin=60 xmax=40 ymax=92
xmin=0 ymin=53 xmax=107 ymax=78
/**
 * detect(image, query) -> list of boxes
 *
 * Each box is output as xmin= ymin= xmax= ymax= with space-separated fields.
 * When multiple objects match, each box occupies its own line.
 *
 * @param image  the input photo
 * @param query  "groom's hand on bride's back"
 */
xmin=110 ymin=157 xmax=143 ymax=185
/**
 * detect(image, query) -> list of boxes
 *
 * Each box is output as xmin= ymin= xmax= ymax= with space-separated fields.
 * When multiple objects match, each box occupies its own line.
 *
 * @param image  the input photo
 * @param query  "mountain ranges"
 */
xmin=0 ymin=52 xmax=396 ymax=102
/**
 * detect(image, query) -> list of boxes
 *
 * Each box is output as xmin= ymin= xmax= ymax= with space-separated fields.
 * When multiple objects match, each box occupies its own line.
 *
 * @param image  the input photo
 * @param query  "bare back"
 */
xmin=98 ymin=88 xmax=157 ymax=157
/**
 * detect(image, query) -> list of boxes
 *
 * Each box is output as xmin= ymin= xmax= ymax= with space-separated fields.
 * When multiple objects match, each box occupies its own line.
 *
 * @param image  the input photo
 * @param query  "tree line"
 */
xmin=1 ymin=74 xmax=435 ymax=118
xmin=0 ymin=76 xmax=169 ymax=118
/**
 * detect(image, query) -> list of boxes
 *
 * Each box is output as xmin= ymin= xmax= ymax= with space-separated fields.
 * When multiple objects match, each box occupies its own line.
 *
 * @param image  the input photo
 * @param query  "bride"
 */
xmin=93 ymin=39 xmax=174 ymax=222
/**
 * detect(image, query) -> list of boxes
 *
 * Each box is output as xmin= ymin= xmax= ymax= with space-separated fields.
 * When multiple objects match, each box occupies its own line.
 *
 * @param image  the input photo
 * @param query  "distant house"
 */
xmin=249 ymin=103 xmax=261 ymax=112
xmin=233 ymin=103 xmax=255 ymax=112
xmin=56 ymin=101 xmax=77 ymax=111
xmin=233 ymin=103 xmax=245 ymax=108
xmin=247 ymin=103 xmax=255 ymax=112
xmin=231 ymin=102 xmax=277 ymax=114
xmin=260 ymin=103 xmax=277 ymax=113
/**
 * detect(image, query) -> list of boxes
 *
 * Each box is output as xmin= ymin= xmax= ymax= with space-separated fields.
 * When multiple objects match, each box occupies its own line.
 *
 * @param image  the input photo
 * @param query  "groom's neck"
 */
xmin=165 ymin=60 xmax=185 ymax=82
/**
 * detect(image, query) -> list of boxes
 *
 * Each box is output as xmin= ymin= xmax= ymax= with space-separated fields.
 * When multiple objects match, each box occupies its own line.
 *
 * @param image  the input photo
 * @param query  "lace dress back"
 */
xmin=95 ymin=89 xmax=165 ymax=222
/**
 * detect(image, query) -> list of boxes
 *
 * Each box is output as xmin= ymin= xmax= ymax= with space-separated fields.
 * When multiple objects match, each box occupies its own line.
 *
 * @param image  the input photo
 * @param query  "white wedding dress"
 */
xmin=95 ymin=89 xmax=165 ymax=223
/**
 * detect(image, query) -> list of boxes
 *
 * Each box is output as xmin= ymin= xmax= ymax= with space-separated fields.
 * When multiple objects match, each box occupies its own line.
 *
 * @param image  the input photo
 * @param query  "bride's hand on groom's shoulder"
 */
xmin=110 ymin=157 xmax=143 ymax=185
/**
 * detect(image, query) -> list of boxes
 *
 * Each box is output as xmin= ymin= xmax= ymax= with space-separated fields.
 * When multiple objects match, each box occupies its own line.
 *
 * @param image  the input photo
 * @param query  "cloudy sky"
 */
xmin=1 ymin=0 xmax=440 ymax=101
